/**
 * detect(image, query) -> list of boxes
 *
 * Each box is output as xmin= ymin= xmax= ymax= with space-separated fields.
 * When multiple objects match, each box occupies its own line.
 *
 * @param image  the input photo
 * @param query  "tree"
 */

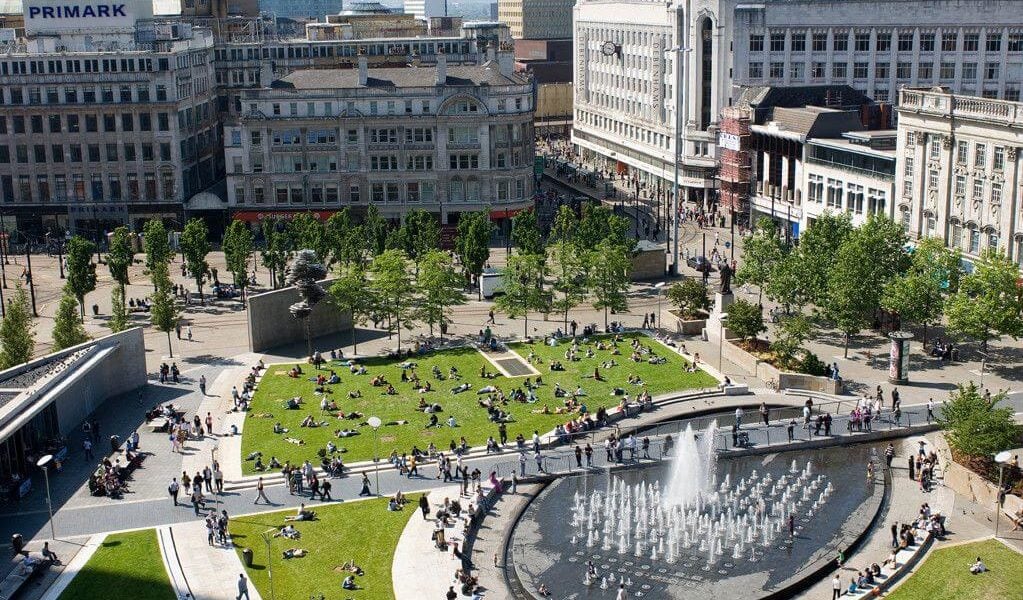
xmin=363 ymin=205 xmax=389 ymax=257
xmin=0 ymin=284 xmax=34 ymax=368
xmin=548 ymin=240 xmax=588 ymax=329
xmin=945 ymin=249 xmax=1023 ymax=353
xmin=725 ymin=299 xmax=766 ymax=344
xmin=325 ymin=209 xmax=364 ymax=267
xmin=180 ymin=218 xmax=212 ymax=304
xmin=824 ymin=214 xmax=909 ymax=357
xmin=735 ymin=217 xmax=786 ymax=305
xmin=142 ymin=219 xmax=171 ymax=289
xmin=454 ymin=210 xmax=494 ymax=299
xmin=285 ymin=249 xmax=328 ymax=359
xmin=328 ymin=265 xmax=376 ymax=354
xmin=387 ymin=210 xmax=439 ymax=269
xmin=666 ymin=278 xmax=710 ymax=319
xmin=290 ymin=213 xmax=330 ymax=265
xmin=937 ymin=382 xmax=1017 ymax=458
xmin=588 ymin=239 xmax=631 ymax=328
xmin=417 ymin=250 xmax=465 ymax=338
xmin=771 ymin=314 xmax=812 ymax=369
xmin=108 ymin=284 xmax=129 ymax=333
xmin=764 ymin=253 xmax=803 ymax=310
xmin=496 ymin=253 xmax=547 ymax=336
xmin=149 ymin=264 xmax=178 ymax=357
xmin=369 ymin=249 xmax=417 ymax=349
xmin=65 ymin=236 xmax=97 ymax=320
xmin=260 ymin=219 xmax=292 ymax=289
xmin=548 ymin=205 xmax=578 ymax=246
xmin=223 ymin=220 xmax=254 ymax=302
xmin=52 ymin=290 xmax=89 ymax=350
xmin=106 ymin=226 xmax=134 ymax=295
xmin=882 ymin=237 xmax=961 ymax=345
xmin=512 ymin=208 xmax=545 ymax=256
xmin=790 ymin=212 xmax=853 ymax=306
xmin=577 ymin=205 xmax=634 ymax=252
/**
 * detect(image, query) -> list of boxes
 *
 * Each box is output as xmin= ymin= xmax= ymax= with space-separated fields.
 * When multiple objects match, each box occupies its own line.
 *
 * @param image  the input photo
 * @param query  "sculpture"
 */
xmin=718 ymin=262 xmax=734 ymax=294
xmin=285 ymin=249 xmax=328 ymax=358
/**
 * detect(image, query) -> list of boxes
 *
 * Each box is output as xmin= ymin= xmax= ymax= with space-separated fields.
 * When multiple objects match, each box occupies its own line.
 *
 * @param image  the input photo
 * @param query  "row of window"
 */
xmin=806 ymin=174 xmax=888 ymax=216
xmin=0 ymin=142 xmax=173 ymax=164
xmin=0 ymin=56 xmax=169 ymax=77
xmin=0 ymin=84 xmax=171 ymax=106
xmin=215 ymin=41 xmax=471 ymax=63
xmin=235 ymin=177 xmax=528 ymax=205
xmin=0 ymin=171 xmax=175 ymax=204
xmin=0 ymin=111 xmax=172 ymax=135
xmin=910 ymin=134 xmax=1011 ymax=171
xmin=259 ymin=96 xmax=526 ymax=119
xmin=750 ymin=31 xmax=1023 ymax=54
xmin=749 ymin=60 xmax=1005 ymax=83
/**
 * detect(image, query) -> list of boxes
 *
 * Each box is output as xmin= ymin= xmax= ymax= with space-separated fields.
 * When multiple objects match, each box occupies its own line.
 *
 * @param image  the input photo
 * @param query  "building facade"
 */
xmin=896 ymin=87 xmax=1023 ymax=269
xmin=0 ymin=21 xmax=221 ymax=236
xmin=224 ymin=55 xmax=535 ymax=225
xmin=573 ymin=0 xmax=1023 ymax=210
xmin=498 ymin=0 xmax=572 ymax=40
xmin=404 ymin=0 xmax=447 ymax=21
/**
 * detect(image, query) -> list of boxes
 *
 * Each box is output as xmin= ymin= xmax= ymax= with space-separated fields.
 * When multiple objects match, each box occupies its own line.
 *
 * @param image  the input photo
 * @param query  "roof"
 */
xmin=737 ymin=85 xmax=874 ymax=124
xmin=754 ymin=105 xmax=864 ymax=141
xmin=272 ymin=63 xmax=527 ymax=89
xmin=808 ymin=136 xmax=896 ymax=159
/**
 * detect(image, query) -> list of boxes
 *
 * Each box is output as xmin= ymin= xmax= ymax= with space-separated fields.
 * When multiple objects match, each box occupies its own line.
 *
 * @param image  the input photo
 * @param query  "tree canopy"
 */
xmin=65 ymin=236 xmax=97 ymax=319
xmin=945 ymin=249 xmax=1023 ymax=352
xmin=180 ymin=218 xmax=212 ymax=303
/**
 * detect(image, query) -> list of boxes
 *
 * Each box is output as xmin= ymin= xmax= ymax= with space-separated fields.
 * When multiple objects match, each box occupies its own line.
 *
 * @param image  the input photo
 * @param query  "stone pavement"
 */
xmin=170 ymin=519 xmax=263 ymax=600
xmin=14 ymin=535 xmax=94 ymax=600
xmin=468 ymin=484 xmax=544 ymax=600
xmin=391 ymin=484 xmax=465 ymax=600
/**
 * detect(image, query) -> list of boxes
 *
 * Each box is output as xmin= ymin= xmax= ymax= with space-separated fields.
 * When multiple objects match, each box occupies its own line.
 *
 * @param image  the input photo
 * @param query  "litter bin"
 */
xmin=242 ymin=547 xmax=253 ymax=567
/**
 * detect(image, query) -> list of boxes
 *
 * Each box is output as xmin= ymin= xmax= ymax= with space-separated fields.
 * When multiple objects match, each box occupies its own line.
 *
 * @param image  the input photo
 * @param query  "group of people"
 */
xmin=157 ymin=362 xmax=181 ymax=384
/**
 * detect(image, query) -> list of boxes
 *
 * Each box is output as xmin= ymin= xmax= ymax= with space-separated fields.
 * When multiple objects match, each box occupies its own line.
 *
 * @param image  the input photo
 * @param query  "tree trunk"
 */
xmin=166 ymin=330 xmax=174 ymax=358
xmin=844 ymin=332 xmax=850 ymax=358
xmin=604 ymin=306 xmax=609 ymax=330
xmin=305 ymin=318 xmax=312 ymax=360
xmin=79 ymin=299 xmax=85 ymax=323
xmin=351 ymin=324 xmax=358 ymax=356
xmin=524 ymin=313 xmax=528 ymax=337
xmin=396 ymin=317 xmax=401 ymax=350
xmin=197 ymin=280 xmax=205 ymax=306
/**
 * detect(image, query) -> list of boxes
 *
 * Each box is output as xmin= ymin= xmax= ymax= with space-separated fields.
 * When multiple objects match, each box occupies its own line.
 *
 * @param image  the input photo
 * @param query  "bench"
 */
xmin=0 ymin=556 xmax=52 ymax=600
xmin=148 ymin=417 xmax=170 ymax=432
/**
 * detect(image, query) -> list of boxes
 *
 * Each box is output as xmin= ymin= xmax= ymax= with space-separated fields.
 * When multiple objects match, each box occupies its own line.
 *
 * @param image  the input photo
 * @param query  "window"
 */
xmin=406 ymin=155 xmax=434 ymax=171
xmin=991 ymin=182 xmax=1002 ymax=205
xmin=993 ymin=146 xmax=1005 ymax=170
xmin=347 ymin=129 xmax=358 ymax=144
xmin=749 ymin=34 xmax=764 ymax=52
xmin=957 ymin=141 xmax=969 ymax=163
xmin=834 ymin=34 xmax=848 ymax=52
xmin=812 ymin=33 xmax=827 ymax=52
xmin=898 ymin=32 xmax=914 ymax=52
xmin=449 ymin=154 xmax=479 ymax=170
xmin=748 ymin=62 xmax=763 ymax=78
xmin=791 ymin=32 xmax=806 ymax=52
xmin=985 ymin=62 xmax=1000 ymax=80
xmin=853 ymin=62 xmax=868 ymax=79
xmin=906 ymin=131 xmax=916 ymax=148
xmin=974 ymin=143 xmax=986 ymax=167
xmin=770 ymin=62 xmax=784 ymax=78
xmin=1009 ymin=34 xmax=1023 ymax=52
xmin=832 ymin=63 xmax=847 ymax=79
xmin=770 ymin=32 xmax=785 ymax=52
xmin=986 ymin=32 xmax=1002 ymax=51
xmin=447 ymin=126 xmax=479 ymax=144
xmin=942 ymin=32 xmax=957 ymax=51
xmin=867 ymin=189 xmax=886 ymax=215
xmin=405 ymin=127 xmax=433 ymax=143
xmin=900 ymin=208 xmax=911 ymax=231
xmin=940 ymin=62 xmax=955 ymax=79
xmin=808 ymin=174 xmax=824 ymax=203
xmin=451 ymin=99 xmax=480 ymax=114
xmin=369 ymin=156 xmax=398 ymax=170
xmin=969 ymin=227 xmax=980 ymax=254
xmin=349 ymin=185 xmax=361 ymax=203
xmin=918 ymin=63 xmax=933 ymax=80
xmin=847 ymin=184 xmax=864 ymax=214
xmin=955 ymin=175 xmax=966 ymax=195
xmin=876 ymin=32 xmax=891 ymax=52
xmin=951 ymin=223 xmax=962 ymax=248
xmin=962 ymin=62 xmax=977 ymax=80
xmin=33 ymin=145 xmax=45 ymax=162
xmin=964 ymin=33 xmax=979 ymax=52
xmin=106 ymin=143 xmax=118 ymax=162
xmin=369 ymin=128 xmax=397 ymax=143
xmin=811 ymin=62 xmax=826 ymax=78
xmin=988 ymin=230 xmax=999 ymax=251
xmin=929 ymin=139 xmax=942 ymax=160
xmin=790 ymin=62 xmax=804 ymax=79
xmin=972 ymin=179 xmax=984 ymax=203
xmin=826 ymin=178 xmax=843 ymax=209
xmin=896 ymin=62 xmax=912 ymax=78
xmin=875 ymin=62 xmax=890 ymax=79
xmin=854 ymin=33 xmax=871 ymax=52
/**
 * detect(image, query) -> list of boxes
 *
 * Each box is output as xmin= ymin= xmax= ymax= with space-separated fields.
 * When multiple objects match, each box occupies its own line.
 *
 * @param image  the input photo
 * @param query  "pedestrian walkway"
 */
xmin=37 ymin=535 xmax=102 ymax=600
xmin=156 ymin=525 xmax=193 ymax=600
xmin=170 ymin=519 xmax=263 ymax=600
xmin=392 ymin=485 xmax=465 ymax=600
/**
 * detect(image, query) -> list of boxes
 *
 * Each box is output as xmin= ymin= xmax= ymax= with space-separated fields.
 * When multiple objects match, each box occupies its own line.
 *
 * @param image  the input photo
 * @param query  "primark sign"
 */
xmin=24 ymin=0 xmax=153 ymax=35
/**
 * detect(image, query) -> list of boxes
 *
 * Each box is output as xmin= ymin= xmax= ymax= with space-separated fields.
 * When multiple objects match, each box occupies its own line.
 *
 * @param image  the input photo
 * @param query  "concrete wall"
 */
xmin=662 ymin=309 xmax=708 ymax=336
xmin=722 ymin=338 xmax=841 ymax=394
xmin=247 ymin=279 xmax=353 ymax=353
xmin=933 ymin=432 xmax=1023 ymax=520
xmin=630 ymin=246 xmax=666 ymax=281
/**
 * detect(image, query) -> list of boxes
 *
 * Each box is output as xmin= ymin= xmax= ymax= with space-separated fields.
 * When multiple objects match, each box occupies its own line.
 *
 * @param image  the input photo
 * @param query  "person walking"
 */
xmin=191 ymin=489 xmax=203 ymax=516
xmin=214 ymin=465 xmax=224 ymax=493
xmin=734 ymin=406 xmax=744 ymax=428
xmin=574 ymin=444 xmax=583 ymax=468
xmin=205 ymin=412 xmax=214 ymax=436
xmin=254 ymin=477 xmax=270 ymax=504
xmin=534 ymin=449 xmax=544 ymax=473
xmin=519 ymin=451 xmax=527 ymax=476
xmin=359 ymin=473 xmax=372 ymax=496
xmin=236 ymin=574 xmax=250 ymax=600
xmin=831 ymin=574 xmax=842 ymax=600
xmin=926 ymin=398 xmax=935 ymax=423
xmin=584 ymin=444 xmax=593 ymax=466
xmin=199 ymin=375 xmax=207 ymax=396
xmin=168 ymin=478 xmax=180 ymax=506
xmin=908 ymin=455 xmax=915 ymax=480
xmin=187 ymin=326 xmax=193 ymax=341
xmin=890 ymin=522 xmax=899 ymax=548
xmin=83 ymin=438 xmax=93 ymax=461
xmin=787 ymin=514 xmax=795 ymax=538
xmin=419 ymin=494 xmax=430 ymax=519
xmin=787 ymin=419 xmax=796 ymax=442
xmin=487 ymin=309 xmax=495 ymax=324
xmin=884 ymin=444 xmax=895 ymax=469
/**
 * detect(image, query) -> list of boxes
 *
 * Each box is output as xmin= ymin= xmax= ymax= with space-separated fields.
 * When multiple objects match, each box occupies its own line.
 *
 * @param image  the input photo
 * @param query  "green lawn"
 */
xmin=231 ymin=497 xmax=415 ymax=600
xmin=59 ymin=530 xmax=175 ymax=600
xmin=240 ymin=333 xmax=716 ymax=473
xmin=886 ymin=539 xmax=1023 ymax=600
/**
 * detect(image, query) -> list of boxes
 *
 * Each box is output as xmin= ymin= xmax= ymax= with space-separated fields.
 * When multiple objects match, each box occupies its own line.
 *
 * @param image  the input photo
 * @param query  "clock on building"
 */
xmin=600 ymin=40 xmax=619 ymax=57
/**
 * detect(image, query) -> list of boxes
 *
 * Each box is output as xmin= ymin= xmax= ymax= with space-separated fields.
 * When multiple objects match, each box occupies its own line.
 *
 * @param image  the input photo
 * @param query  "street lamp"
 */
xmin=665 ymin=39 xmax=694 ymax=276
xmin=368 ymin=416 xmax=382 ymax=495
xmin=36 ymin=454 xmax=56 ymax=540
xmin=993 ymin=450 xmax=1012 ymax=538
xmin=653 ymin=281 xmax=666 ymax=333
xmin=260 ymin=529 xmax=276 ymax=600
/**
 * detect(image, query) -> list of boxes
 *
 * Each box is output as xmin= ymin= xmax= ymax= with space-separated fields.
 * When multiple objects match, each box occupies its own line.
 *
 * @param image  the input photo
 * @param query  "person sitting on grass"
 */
xmin=286 ymin=504 xmax=315 ymax=522
xmin=447 ymin=416 xmax=458 ymax=428
xmin=427 ymin=414 xmax=440 ymax=428
xmin=281 ymin=548 xmax=307 ymax=559
xmin=452 ymin=382 xmax=472 ymax=394
xmin=383 ymin=384 xmax=397 ymax=395
xmin=347 ymin=389 xmax=362 ymax=399
xmin=970 ymin=557 xmax=987 ymax=574
xmin=550 ymin=361 xmax=564 ymax=371
xmin=275 ymin=524 xmax=301 ymax=539
xmin=327 ymin=371 xmax=340 ymax=384
xmin=342 ymin=575 xmax=358 ymax=590
xmin=341 ymin=560 xmax=364 ymax=576
xmin=273 ymin=422 xmax=287 ymax=434
xmin=269 ymin=456 xmax=282 ymax=469
xmin=254 ymin=456 xmax=265 ymax=471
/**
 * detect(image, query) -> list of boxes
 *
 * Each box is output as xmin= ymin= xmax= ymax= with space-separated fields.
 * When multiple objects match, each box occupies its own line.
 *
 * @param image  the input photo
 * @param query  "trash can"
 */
xmin=92 ymin=304 xmax=99 ymax=316
xmin=242 ymin=547 xmax=253 ymax=567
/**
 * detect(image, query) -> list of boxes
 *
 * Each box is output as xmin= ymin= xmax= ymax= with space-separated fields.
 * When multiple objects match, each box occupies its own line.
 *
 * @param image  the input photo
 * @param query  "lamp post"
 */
xmin=260 ymin=529 xmax=276 ymax=600
xmin=36 ymin=454 xmax=56 ymax=540
xmin=994 ymin=450 xmax=1012 ymax=538
xmin=653 ymin=281 xmax=666 ymax=333
xmin=368 ymin=416 xmax=382 ymax=495
xmin=665 ymin=39 xmax=693 ymax=276
xmin=25 ymin=240 xmax=37 ymax=317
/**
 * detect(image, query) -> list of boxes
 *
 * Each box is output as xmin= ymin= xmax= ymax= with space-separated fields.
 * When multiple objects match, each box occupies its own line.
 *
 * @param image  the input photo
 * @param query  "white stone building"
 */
xmin=404 ymin=0 xmax=447 ymax=21
xmin=896 ymin=87 xmax=1023 ymax=269
xmin=800 ymin=131 xmax=896 ymax=231
xmin=223 ymin=54 xmax=535 ymax=225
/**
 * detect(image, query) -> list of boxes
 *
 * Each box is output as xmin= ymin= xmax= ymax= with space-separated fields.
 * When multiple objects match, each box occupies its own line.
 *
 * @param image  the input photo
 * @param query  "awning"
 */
xmin=232 ymin=210 xmax=338 ymax=223
xmin=489 ymin=208 xmax=524 ymax=220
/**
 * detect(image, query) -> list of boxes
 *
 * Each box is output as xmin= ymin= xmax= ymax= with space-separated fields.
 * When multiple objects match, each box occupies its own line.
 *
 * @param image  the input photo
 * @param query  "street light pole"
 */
xmin=25 ymin=241 xmax=37 ymax=317
xmin=36 ymin=455 xmax=56 ymax=540
xmin=666 ymin=36 xmax=691 ymax=276
xmin=718 ymin=314 xmax=728 ymax=372
xmin=368 ymin=416 xmax=382 ymax=495
xmin=654 ymin=281 xmax=666 ymax=334
xmin=261 ymin=529 xmax=276 ymax=600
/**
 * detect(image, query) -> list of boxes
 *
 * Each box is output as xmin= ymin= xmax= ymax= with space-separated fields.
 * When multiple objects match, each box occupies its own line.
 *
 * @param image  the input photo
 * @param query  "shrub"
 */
xmin=798 ymin=352 xmax=828 ymax=376
xmin=725 ymin=299 xmax=766 ymax=343
xmin=666 ymin=278 xmax=710 ymax=320
xmin=938 ymin=382 xmax=1018 ymax=459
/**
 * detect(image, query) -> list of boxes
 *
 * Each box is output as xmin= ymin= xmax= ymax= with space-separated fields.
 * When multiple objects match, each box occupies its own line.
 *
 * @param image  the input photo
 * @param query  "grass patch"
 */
xmin=230 ymin=497 xmax=415 ymax=600
xmin=59 ymin=529 xmax=174 ymax=600
xmin=240 ymin=333 xmax=716 ymax=473
xmin=885 ymin=539 xmax=1023 ymax=600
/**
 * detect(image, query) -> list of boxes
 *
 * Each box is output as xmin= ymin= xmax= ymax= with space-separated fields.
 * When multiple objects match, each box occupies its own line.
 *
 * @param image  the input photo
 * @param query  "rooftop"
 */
xmin=272 ymin=63 xmax=527 ymax=89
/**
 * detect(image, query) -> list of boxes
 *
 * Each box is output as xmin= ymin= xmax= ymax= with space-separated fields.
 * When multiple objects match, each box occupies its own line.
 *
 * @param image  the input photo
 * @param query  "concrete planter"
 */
xmin=722 ymin=338 xmax=841 ymax=394
xmin=664 ymin=309 xmax=709 ymax=336
xmin=933 ymin=433 xmax=1023 ymax=518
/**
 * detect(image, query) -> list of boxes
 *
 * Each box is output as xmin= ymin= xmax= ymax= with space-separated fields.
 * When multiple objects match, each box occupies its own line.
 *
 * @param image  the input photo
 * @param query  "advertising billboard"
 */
xmin=24 ymin=0 xmax=152 ymax=35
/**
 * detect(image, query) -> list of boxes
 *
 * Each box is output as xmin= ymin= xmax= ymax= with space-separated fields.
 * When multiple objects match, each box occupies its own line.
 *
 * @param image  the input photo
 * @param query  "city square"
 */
xmin=0 ymin=0 xmax=1021 ymax=599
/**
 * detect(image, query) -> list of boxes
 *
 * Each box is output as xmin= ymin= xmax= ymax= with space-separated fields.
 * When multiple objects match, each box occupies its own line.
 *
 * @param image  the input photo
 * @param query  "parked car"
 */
xmin=686 ymin=256 xmax=716 ymax=273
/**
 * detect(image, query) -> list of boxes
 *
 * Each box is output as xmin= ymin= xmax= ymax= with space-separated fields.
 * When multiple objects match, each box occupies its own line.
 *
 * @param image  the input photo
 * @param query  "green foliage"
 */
xmin=735 ymin=218 xmax=786 ymax=302
xmin=0 ymin=284 xmax=34 ymax=369
xmin=798 ymin=351 xmax=828 ymax=376
xmin=825 ymin=214 xmax=908 ymax=355
xmin=108 ymin=284 xmax=129 ymax=333
xmin=764 ymin=253 xmax=803 ymax=309
xmin=288 ymin=213 xmax=330 ymax=265
xmin=771 ymin=313 xmax=812 ymax=369
xmin=725 ymin=299 xmax=766 ymax=343
xmin=666 ymin=278 xmax=710 ymax=319
xmin=882 ymin=237 xmax=961 ymax=343
xmin=325 ymin=208 xmax=364 ymax=267
xmin=588 ymin=238 xmax=632 ymax=328
xmin=548 ymin=240 xmax=588 ymax=328
xmin=511 ymin=208 xmax=545 ymax=255
xmin=548 ymin=205 xmax=578 ymax=245
xmin=58 ymin=529 xmax=175 ymax=600
xmin=791 ymin=212 xmax=854 ymax=306
xmin=417 ymin=250 xmax=465 ymax=337
xmin=945 ymin=249 xmax=1023 ymax=352
xmin=142 ymin=219 xmax=171 ymax=279
xmin=387 ymin=209 xmax=439 ymax=267
xmin=52 ymin=290 xmax=89 ymax=350
xmin=222 ymin=220 xmax=253 ymax=299
xmin=577 ymin=205 xmax=634 ymax=253
xmin=369 ymin=249 xmax=417 ymax=348
xmin=259 ymin=219 xmax=292 ymax=289
xmin=65 ymin=236 xmax=97 ymax=318
xmin=149 ymin=264 xmax=178 ymax=357
xmin=496 ymin=252 xmax=548 ymax=336
xmin=180 ymin=218 xmax=211 ymax=302
xmin=327 ymin=265 xmax=376 ymax=354
xmin=106 ymin=226 xmax=134 ymax=292
xmin=363 ymin=205 xmax=389 ymax=257
xmin=454 ymin=210 xmax=493 ymax=291
xmin=937 ymin=382 xmax=1018 ymax=458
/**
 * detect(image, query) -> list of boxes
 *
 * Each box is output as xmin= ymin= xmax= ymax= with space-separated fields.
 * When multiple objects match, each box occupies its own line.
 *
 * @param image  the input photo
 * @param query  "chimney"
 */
xmin=358 ymin=55 xmax=368 ymax=86
xmin=435 ymin=51 xmax=447 ymax=86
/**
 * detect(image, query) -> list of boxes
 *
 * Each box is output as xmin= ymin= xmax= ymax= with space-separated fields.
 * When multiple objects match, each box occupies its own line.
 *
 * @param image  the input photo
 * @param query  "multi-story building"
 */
xmin=223 ymin=53 xmax=536 ymax=227
xmin=896 ymin=87 xmax=1023 ymax=269
xmin=573 ymin=0 xmax=1023 ymax=213
xmin=498 ymin=0 xmax=572 ymax=40
xmin=0 ymin=17 xmax=221 ymax=236
xmin=404 ymin=0 xmax=447 ymax=21
xmin=259 ymin=0 xmax=342 ymax=19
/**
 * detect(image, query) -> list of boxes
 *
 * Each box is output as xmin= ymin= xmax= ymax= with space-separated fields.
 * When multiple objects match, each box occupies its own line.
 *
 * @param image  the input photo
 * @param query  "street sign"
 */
xmin=724 ymin=241 xmax=731 ymax=249
xmin=534 ymin=156 xmax=545 ymax=176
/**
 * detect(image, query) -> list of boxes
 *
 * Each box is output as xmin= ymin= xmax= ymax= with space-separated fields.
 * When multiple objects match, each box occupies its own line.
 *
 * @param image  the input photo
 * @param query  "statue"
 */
xmin=718 ymin=262 xmax=734 ymax=294
xmin=285 ymin=249 xmax=328 ymax=358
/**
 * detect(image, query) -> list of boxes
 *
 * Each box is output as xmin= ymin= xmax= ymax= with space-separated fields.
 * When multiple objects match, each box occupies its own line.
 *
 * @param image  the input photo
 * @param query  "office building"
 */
xmin=224 ymin=53 xmax=536 ymax=226
xmin=499 ymin=0 xmax=571 ymax=40
xmin=259 ymin=0 xmax=342 ymax=19
xmin=404 ymin=0 xmax=446 ymax=21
